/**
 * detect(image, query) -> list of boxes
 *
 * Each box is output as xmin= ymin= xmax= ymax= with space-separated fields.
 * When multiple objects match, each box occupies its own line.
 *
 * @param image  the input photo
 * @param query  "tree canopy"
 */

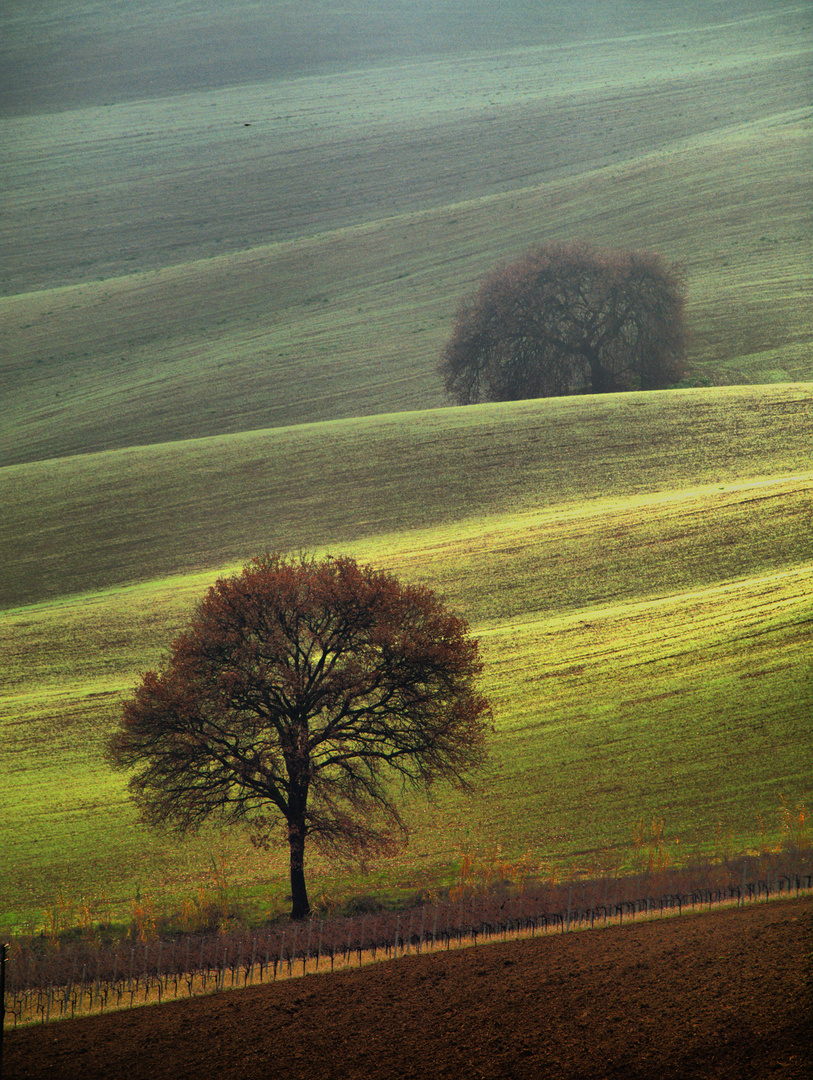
xmin=106 ymin=552 xmax=491 ymax=919
xmin=438 ymin=241 xmax=686 ymax=404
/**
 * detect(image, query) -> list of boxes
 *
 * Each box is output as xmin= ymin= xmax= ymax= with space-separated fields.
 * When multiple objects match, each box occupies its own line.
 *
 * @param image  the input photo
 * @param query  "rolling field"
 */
xmin=2 ymin=387 xmax=811 ymax=931
xmin=1 ymin=2 xmax=811 ymax=465
xmin=1 ymin=1 xmax=812 ymax=934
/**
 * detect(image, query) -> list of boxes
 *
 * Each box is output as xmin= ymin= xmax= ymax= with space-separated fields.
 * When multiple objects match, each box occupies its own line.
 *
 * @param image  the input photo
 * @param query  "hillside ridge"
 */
xmin=2 ymin=384 xmax=810 ymax=609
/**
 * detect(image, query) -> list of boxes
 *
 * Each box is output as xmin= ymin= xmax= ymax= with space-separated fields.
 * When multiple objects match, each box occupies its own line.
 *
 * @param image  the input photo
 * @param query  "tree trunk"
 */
xmin=288 ymin=821 xmax=311 ymax=920
xmin=586 ymin=349 xmax=609 ymax=394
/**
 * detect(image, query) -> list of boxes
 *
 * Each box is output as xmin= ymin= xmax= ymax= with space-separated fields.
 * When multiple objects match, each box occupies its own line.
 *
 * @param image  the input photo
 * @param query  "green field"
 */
xmin=1 ymin=1 xmax=811 ymax=933
xmin=2 ymin=3 xmax=811 ymax=466
xmin=3 ymin=387 xmax=811 ymax=931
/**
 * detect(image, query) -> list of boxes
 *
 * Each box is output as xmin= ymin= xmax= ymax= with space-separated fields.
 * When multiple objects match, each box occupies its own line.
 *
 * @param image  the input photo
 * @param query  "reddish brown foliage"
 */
xmin=439 ymin=241 xmax=686 ymax=403
xmin=106 ymin=553 xmax=491 ymax=919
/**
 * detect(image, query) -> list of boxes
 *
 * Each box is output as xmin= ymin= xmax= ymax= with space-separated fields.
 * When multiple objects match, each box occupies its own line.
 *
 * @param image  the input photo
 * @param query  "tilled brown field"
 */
xmin=5 ymin=898 xmax=811 ymax=1080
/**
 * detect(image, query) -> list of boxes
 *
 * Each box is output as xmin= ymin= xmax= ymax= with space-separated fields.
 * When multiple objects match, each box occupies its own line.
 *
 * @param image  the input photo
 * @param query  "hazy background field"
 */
xmin=2 ymin=0 xmax=811 ymax=465
xmin=1 ymin=1 xmax=811 ymax=931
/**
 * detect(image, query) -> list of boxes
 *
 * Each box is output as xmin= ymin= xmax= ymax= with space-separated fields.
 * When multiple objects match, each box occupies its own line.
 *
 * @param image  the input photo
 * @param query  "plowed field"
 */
xmin=5 ymin=898 xmax=811 ymax=1080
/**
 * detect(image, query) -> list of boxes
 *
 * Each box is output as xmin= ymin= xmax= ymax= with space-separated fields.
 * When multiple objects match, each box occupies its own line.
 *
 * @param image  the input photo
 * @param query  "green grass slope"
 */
xmin=1 ymin=2 xmax=810 ymax=933
xmin=2 ymin=0 xmax=780 ymax=117
xmin=2 ymin=385 xmax=810 ymax=609
xmin=1 ymin=5 xmax=810 ymax=466
xmin=2 ymin=386 xmax=811 ymax=930
xmin=3 ymin=386 xmax=807 ymax=613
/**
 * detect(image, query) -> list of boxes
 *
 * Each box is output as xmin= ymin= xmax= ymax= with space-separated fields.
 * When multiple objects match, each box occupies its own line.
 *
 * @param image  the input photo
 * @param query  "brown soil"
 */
xmin=5 ymin=898 xmax=811 ymax=1080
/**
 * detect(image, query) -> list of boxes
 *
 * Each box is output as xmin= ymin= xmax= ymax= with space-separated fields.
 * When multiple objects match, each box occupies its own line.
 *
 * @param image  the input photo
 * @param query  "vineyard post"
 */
xmin=290 ymin=923 xmax=300 ymax=978
xmin=95 ymin=944 xmax=102 ymax=1011
xmin=1 ymin=941 xmax=7 ymax=1078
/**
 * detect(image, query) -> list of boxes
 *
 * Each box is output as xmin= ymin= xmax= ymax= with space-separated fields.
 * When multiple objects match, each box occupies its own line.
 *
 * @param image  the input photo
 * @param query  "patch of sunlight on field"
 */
xmin=427 ymin=564 xmax=813 ymax=873
xmin=2 ymin=569 xmax=224 ymax=684
xmin=3 ymin=385 xmax=811 ymax=609
xmin=359 ymin=472 xmax=813 ymax=622
xmin=302 ymin=562 xmax=813 ymax=896
xmin=3 ymin=391 xmax=810 ymax=925
xmin=2 ymin=535 xmax=810 ymax=927
xmin=1 ymin=667 xmax=291 ymax=931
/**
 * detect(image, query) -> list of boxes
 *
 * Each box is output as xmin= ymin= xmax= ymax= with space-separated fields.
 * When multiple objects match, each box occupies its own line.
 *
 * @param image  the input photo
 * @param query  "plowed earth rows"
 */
xmin=6 ymin=898 xmax=811 ymax=1080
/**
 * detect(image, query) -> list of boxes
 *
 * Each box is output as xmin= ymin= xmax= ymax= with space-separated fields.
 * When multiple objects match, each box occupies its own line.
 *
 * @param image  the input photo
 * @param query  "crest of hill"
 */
xmin=2 ymin=384 xmax=810 ymax=611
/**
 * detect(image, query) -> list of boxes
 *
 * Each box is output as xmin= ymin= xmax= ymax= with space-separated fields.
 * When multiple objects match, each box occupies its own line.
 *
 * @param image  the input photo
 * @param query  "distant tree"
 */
xmin=106 ymin=552 xmax=491 ymax=920
xmin=438 ymin=241 xmax=686 ymax=403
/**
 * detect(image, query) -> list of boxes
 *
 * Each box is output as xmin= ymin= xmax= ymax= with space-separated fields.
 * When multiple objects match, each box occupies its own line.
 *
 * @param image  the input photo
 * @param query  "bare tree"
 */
xmin=106 ymin=553 xmax=491 ymax=920
xmin=439 ymin=241 xmax=686 ymax=403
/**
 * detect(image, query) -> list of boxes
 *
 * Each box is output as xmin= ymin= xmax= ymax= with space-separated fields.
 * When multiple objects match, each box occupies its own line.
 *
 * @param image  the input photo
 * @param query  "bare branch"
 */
xmin=106 ymin=552 xmax=492 ymax=919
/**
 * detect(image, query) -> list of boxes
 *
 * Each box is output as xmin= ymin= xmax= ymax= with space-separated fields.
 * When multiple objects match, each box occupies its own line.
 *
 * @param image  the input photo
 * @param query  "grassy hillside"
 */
xmin=2 ymin=4 xmax=810 ymax=465
xmin=3 ymin=385 xmax=811 ymax=608
xmin=1 ymin=111 xmax=809 ymax=467
xmin=2 ymin=387 xmax=811 ymax=931
xmin=1 ymin=2 xmax=810 ymax=934
xmin=5 ymin=0 xmax=736 ymax=116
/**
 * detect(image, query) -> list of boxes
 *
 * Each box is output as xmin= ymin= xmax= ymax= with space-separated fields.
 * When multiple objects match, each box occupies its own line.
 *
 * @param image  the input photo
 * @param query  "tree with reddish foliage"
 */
xmin=438 ymin=241 xmax=686 ymax=403
xmin=106 ymin=553 xmax=491 ymax=920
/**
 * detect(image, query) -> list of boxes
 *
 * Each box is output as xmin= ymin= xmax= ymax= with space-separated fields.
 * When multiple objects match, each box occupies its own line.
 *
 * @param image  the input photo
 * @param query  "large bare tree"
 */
xmin=106 ymin=553 xmax=491 ymax=919
xmin=439 ymin=242 xmax=686 ymax=403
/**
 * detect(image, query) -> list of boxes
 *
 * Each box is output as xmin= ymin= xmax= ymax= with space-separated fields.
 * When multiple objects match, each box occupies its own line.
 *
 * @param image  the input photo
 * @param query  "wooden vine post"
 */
xmin=1 ymin=940 xmax=7 ymax=1078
